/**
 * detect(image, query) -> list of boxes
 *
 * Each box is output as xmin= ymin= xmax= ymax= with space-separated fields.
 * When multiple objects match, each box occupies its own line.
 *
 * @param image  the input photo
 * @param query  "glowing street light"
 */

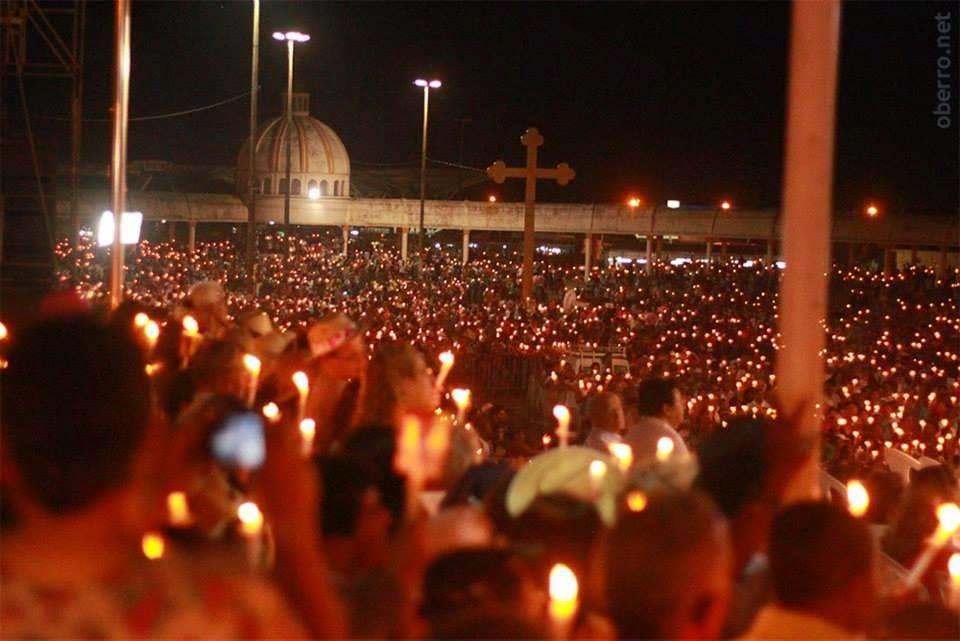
xmin=866 ymin=204 xmax=879 ymax=218
xmin=414 ymin=78 xmax=442 ymax=268
xmin=627 ymin=197 xmax=641 ymax=208
xmin=488 ymin=195 xmax=497 ymax=203
xmin=273 ymin=30 xmax=310 ymax=233
xmin=720 ymin=200 xmax=731 ymax=211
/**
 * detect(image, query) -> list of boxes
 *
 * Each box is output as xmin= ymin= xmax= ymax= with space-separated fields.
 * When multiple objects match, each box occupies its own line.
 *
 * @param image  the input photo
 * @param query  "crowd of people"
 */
xmin=0 ymin=232 xmax=955 ymax=639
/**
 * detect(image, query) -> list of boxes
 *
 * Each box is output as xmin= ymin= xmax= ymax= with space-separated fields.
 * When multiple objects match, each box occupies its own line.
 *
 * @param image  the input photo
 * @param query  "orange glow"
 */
xmin=627 ymin=197 xmax=641 ymax=208
xmin=488 ymin=195 xmax=497 ymax=203
xmin=866 ymin=204 xmax=879 ymax=217
xmin=720 ymin=201 xmax=731 ymax=211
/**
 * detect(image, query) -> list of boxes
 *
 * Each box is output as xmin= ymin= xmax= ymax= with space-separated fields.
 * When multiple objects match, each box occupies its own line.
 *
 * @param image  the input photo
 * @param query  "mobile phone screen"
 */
xmin=210 ymin=411 xmax=266 ymax=469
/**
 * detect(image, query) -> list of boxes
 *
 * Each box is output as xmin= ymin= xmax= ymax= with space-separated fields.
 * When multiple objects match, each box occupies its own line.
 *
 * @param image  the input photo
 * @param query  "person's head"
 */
xmin=605 ymin=491 xmax=731 ymax=640
xmin=421 ymin=548 xmax=543 ymax=635
xmin=769 ymin=502 xmax=876 ymax=633
xmin=316 ymin=455 xmax=392 ymax=572
xmin=358 ymin=342 xmax=437 ymax=427
xmin=587 ymin=392 xmax=625 ymax=435
xmin=187 ymin=281 xmax=229 ymax=330
xmin=863 ymin=469 xmax=904 ymax=525
xmin=307 ymin=313 xmax=367 ymax=380
xmin=1 ymin=317 xmax=151 ymax=518
xmin=635 ymin=378 xmax=684 ymax=427
xmin=695 ymin=417 xmax=770 ymax=560
xmin=189 ymin=339 xmax=246 ymax=400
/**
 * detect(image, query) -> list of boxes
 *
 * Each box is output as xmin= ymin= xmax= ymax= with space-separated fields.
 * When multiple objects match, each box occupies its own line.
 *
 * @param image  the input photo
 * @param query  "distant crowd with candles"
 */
xmin=0 ymin=232 xmax=956 ymax=639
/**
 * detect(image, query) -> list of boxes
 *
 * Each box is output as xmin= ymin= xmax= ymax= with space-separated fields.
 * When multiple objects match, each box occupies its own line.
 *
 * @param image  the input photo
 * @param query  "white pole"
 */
xmin=776 ymin=0 xmax=841 ymax=500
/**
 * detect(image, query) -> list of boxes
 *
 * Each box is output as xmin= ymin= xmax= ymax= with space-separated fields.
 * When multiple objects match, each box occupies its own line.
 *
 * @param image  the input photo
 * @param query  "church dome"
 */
xmin=236 ymin=93 xmax=350 ymax=199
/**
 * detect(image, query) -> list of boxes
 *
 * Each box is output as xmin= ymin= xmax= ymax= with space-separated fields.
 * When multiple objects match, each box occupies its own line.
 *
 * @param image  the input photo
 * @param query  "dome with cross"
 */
xmin=236 ymin=93 xmax=350 ymax=199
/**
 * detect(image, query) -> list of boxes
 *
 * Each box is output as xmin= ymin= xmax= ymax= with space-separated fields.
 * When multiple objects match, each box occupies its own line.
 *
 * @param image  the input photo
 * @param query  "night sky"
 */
xmin=31 ymin=1 xmax=960 ymax=213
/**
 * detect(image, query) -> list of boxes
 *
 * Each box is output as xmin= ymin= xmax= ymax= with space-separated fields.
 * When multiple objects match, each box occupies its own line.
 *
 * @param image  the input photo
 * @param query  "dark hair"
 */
xmin=421 ymin=548 xmax=533 ymax=623
xmin=695 ymin=417 xmax=768 ymax=517
xmin=634 ymin=378 xmax=679 ymax=417
xmin=880 ymin=602 xmax=960 ymax=640
xmin=1 ymin=317 xmax=151 ymax=513
xmin=315 ymin=455 xmax=378 ymax=537
xmin=769 ymin=502 xmax=873 ymax=607
xmin=340 ymin=425 xmax=406 ymax=526
xmin=606 ymin=491 xmax=725 ymax=641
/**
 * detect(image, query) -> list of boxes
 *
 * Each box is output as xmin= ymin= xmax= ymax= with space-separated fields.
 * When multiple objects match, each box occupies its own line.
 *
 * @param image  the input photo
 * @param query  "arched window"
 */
xmin=279 ymin=178 xmax=289 ymax=195
xmin=320 ymin=180 xmax=328 ymax=196
xmin=334 ymin=181 xmax=340 ymax=197
xmin=262 ymin=178 xmax=271 ymax=194
xmin=292 ymin=178 xmax=301 ymax=195
xmin=341 ymin=181 xmax=347 ymax=197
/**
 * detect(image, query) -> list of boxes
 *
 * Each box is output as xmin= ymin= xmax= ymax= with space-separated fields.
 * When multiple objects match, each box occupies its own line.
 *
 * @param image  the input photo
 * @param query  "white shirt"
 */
xmin=623 ymin=415 xmax=689 ymax=465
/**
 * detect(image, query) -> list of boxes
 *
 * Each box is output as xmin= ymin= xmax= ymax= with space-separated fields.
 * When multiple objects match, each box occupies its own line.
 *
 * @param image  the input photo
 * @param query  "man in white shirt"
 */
xmin=583 ymin=391 xmax=625 ymax=452
xmin=623 ymin=378 xmax=689 ymax=465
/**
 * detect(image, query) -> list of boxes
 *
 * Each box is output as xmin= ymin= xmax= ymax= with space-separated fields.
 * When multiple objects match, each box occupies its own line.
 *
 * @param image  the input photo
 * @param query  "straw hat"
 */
xmin=307 ymin=313 xmax=359 ymax=358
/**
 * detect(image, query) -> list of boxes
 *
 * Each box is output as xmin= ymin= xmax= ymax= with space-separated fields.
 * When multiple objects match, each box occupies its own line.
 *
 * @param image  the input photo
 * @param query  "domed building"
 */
xmin=236 ymin=93 xmax=350 ymax=199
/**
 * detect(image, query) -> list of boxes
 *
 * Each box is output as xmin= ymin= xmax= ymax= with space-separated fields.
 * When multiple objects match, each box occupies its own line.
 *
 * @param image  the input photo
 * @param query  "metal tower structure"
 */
xmin=1 ymin=0 xmax=85 ymax=264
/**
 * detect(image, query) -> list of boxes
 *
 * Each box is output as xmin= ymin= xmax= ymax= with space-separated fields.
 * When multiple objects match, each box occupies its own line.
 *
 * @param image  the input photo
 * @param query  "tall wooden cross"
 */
xmin=487 ymin=128 xmax=575 ymax=300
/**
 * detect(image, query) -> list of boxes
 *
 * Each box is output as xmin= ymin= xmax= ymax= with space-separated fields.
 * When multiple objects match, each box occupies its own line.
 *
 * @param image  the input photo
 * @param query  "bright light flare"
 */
xmin=846 ymin=480 xmax=870 ymax=517
xmin=656 ymin=436 xmax=675 ymax=462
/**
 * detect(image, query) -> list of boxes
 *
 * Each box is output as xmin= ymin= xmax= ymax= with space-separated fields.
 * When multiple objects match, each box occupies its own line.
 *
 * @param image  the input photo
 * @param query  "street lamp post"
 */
xmin=414 ymin=78 xmax=441 ymax=269
xmin=273 ymin=31 xmax=310 ymax=237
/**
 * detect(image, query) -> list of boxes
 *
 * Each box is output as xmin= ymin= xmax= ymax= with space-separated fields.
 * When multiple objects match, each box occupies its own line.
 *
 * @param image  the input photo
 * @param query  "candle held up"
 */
xmin=608 ymin=442 xmax=633 ymax=472
xmin=141 ymin=532 xmax=165 ymax=560
xmin=243 ymin=354 xmax=262 ymax=408
xmin=166 ymin=491 xmax=192 ymax=527
xmin=292 ymin=370 xmax=309 ymax=423
xmin=262 ymin=402 xmax=281 ymax=423
xmin=903 ymin=502 xmax=960 ymax=589
xmin=548 ymin=563 xmax=579 ymax=640
xmin=553 ymin=405 xmax=571 ymax=448
xmin=451 ymin=387 xmax=471 ymax=425
xmin=846 ymin=480 xmax=869 ymax=518
xmin=299 ymin=418 xmax=316 ymax=458
xmin=435 ymin=351 xmax=455 ymax=390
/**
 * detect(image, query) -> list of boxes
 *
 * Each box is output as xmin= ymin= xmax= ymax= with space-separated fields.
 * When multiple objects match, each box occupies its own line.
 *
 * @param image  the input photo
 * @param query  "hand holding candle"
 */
xmin=903 ymin=502 xmax=960 ymax=589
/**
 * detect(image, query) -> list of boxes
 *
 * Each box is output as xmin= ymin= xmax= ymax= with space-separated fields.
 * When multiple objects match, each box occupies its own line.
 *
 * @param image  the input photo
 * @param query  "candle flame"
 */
xmin=243 ymin=353 xmax=262 ymax=374
xmin=609 ymin=442 xmax=633 ymax=471
xmin=936 ymin=503 xmax=960 ymax=540
xmin=0 ymin=321 xmax=7 ymax=341
xmin=166 ymin=491 xmax=191 ymax=526
xmin=262 ymin=402 xmax=280 ymax=422
xmin=553 ymin=404 xmax=570 ymax=423
xmin=144 ymin=320 xmax=160 ymax=342
xmin=237 ymin=501 xmax=264 ymax=535
xmin=656 ymin=436 xmax=675 ymax=462
xmin=451 ymin=388 xmax=471 ymax=409
xmin=182 ymin=315 xmax=199 ymax=337
xmin=292 ymin=370 xmax=309 ymax=393
xmin=141 ymin=532 xmax=165 ymax=560
xmin=626 ymin=490 xmax=648 ymax=512
xmin=949 ymin=553 xmax=960 ymax=580
xmin=133 ymin=312 xmax=149 ymax=328
xmin=846 ymin=480 xmax=870 ymax=517
xmin=438 ymin=351 xmax=454 ymax=366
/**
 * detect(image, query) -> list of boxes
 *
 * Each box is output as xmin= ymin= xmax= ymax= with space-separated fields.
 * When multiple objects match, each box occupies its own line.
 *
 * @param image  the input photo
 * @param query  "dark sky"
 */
xmin=29 ymin=1 xmax=960 ymax=213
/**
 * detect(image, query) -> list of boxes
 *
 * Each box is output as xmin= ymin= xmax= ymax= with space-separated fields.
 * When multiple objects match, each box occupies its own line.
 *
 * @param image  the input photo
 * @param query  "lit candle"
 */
xmin=608 ymin=442 xmax=633 ymax=472
xmin=589 ymin=460 xmax=608 ymax=497
xmin=553 ymin=405 xmax=571 ymax=448
xmin=948 ymin=553 xmax=960 ymax=610
xmin=903 ymin=502 xmax=960 ymax=589
xmin=181 ymin=315 xmax=200 ymax=365
xmin=548 ymin=563 xmax=579 ymax=640
xmin=292 ymin=370 xmax=309 ymax=423
xmin=451 ymin=388 xmax=471 ymax=425
xmin=143 ymin=320 xmax=160 ymax=352
xmin=243 ymin=354 xmax=262 ymax=408
xmin=141 ymin=531 xmax=165 ymax=560
xmin=397 ymin=415 xmax=425 ymax=519
xmin=299 ymin=418 xmax=316 ymax=458
xmin=262 ymin=402 xmax=281 ymax=424
xmin=0 ymin=321 xmax=7 ymax=341
xmin=133 ymin=312 xmax=149 ymax=328
xmin=166 ymin=491 xmax=192 ymax=527
xmin=846 ymin=480 xmax=869 ymax=518
xmin=656 ymin=436 xmax=675 ymax=462
xmin=237 ymin=501 xmax=265 ymax=569
xmin=435 ymin=351 xmax=455 ymax=390
xmin=626 ymin=490 xmax=647 ymax=512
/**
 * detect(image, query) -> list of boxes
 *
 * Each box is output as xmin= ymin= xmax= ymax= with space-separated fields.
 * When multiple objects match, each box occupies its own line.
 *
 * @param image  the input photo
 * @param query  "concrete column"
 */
xmin=655 ymin=235 xmax=663 ymax=260
xmin=720 ymin=241 xmax=728 ymax=261
xmin=584 ymin=233 xmax=593 ymax=278
xmin=847 ymin=243 xmax=856 ymax=267
xmin=910 ymin=246 xmax=918 ymax=265
xmin=342 ymin=226 xmax=349 ymax=257
xmin=645 ymin=235 xmax=653 ymax=273
xmin=883 ymin=245 xmax=894 ymax=275
xmin=462 ymin=229 xmax=470 ymax=266
xmin=399 ymin=227 xmax=409 ymax=261
xmin=167 ymin=221 xmax=177 ymax=243
xmin=766 ymin=239 xmax=775 ymax=263
xmin=187 ymin=221 xmax=197 ymax=252
xmin=938 ymin=246 xmax=948 ymax=277
xmin=706 ymin=240 xmax=713 ymax=262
